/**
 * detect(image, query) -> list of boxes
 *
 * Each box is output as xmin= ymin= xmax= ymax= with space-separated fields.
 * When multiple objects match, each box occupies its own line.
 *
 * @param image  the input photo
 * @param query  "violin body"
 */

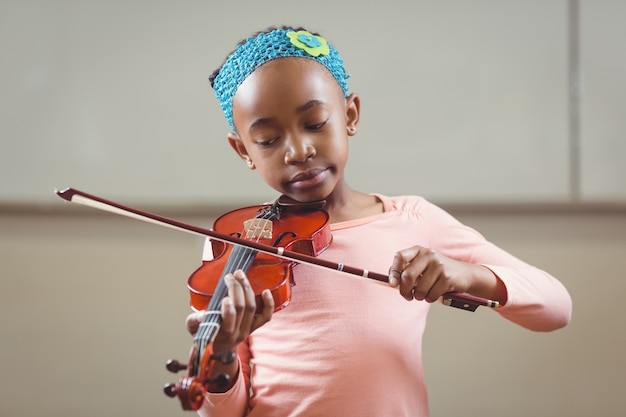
xmin=187 ymin=200 xmax=332 ymax=313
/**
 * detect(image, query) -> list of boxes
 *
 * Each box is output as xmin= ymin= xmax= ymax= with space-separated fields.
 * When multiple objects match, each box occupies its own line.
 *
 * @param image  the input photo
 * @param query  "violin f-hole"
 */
xmin=273 ymin=231 xmax=297 ymax=247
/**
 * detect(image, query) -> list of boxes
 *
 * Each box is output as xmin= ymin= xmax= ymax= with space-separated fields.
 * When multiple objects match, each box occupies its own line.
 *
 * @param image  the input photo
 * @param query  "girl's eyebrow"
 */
xmin=249 ymin=117 xmax=273 ymax=132
xmin=296 ymin=99 xmax=325 ymax=113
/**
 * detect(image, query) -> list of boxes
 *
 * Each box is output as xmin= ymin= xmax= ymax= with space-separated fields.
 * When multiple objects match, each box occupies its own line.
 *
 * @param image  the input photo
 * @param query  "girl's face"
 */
xmin=228 ymin=57 xmax=359 ymax=203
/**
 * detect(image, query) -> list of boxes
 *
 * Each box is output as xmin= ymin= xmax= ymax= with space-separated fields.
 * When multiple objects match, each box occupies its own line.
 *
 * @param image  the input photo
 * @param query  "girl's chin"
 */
xmin=282 ymin=188 xmax=331 ymax=204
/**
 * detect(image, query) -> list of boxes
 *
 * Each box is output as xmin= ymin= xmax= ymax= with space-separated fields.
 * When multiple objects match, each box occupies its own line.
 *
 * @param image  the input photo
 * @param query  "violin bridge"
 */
xmin=243 ymin=219 xmax=273 ymax=240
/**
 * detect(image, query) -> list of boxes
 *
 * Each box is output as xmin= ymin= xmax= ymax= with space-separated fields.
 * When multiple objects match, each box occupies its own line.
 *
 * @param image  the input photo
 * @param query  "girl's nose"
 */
xmin=284 ymin=139 xmax=316 ymax=164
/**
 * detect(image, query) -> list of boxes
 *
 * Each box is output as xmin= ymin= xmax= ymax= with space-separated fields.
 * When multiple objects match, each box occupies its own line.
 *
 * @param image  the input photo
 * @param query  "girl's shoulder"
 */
xmin=374 ymin=194 xmax=431 ymax=214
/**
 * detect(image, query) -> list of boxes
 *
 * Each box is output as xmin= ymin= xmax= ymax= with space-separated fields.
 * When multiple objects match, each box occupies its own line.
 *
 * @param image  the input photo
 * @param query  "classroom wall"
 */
xmin=1 ymin=0 xmax=625 ymax=205
xmin=1 ymin=1 xmax=625 ymax=417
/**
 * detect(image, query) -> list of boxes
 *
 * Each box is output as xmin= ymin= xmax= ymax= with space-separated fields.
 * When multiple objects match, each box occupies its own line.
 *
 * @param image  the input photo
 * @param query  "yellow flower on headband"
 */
xmin=287 ymin=30 xmax=330 ymax=57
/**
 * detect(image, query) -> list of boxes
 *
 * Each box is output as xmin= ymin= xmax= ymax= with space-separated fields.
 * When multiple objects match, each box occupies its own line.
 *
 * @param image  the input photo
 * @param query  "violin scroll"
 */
xmin=163 ymin=346 xmax=237 ymax=410
xmin=162 ymin=377 xmax=205 ymax=410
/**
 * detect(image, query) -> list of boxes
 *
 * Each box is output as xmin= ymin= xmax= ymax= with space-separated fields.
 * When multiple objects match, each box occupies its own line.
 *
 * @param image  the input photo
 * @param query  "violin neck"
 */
xmin=193 ymin=245 xmax=257 ymax=346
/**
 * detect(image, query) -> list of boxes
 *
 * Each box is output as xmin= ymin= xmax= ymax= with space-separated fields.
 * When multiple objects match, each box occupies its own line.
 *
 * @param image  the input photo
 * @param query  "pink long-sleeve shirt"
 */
xmin=198 ymin=195 xmax=572 ymax=417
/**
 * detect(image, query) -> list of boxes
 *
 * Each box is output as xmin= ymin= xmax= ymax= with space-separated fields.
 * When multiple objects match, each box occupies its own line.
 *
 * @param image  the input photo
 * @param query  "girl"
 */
xmin=186 ymin=26 xmax=571 ymax=417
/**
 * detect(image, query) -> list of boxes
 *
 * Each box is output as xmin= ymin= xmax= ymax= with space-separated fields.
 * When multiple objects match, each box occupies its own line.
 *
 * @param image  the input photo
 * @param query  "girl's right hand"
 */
xmin=185 ymin=269 xmax=275 ymax=354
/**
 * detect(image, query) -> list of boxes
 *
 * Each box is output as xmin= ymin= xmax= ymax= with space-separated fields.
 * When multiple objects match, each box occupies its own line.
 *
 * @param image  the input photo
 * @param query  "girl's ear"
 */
xmin=227 ymin=132 xmax=256 ymax=169
xmin=345 ymin=93 xmax=360 ymax=136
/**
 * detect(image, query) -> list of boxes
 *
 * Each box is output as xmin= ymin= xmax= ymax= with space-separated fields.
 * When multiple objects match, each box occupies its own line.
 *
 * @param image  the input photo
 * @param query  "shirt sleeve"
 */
xmin=197 ymin=359 xmax=248 ymax=417
xmin=421 ymin=199 xmax=572 ymax=331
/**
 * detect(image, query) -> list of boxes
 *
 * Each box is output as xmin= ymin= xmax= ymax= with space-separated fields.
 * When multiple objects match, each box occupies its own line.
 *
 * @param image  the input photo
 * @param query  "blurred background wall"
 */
xmin=1 ymin=1 xmax=625 ymax=416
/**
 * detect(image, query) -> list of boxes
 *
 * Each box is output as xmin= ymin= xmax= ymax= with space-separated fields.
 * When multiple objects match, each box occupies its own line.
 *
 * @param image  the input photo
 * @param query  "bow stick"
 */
xmin=55 ymin=187 xmax=499 ymax=311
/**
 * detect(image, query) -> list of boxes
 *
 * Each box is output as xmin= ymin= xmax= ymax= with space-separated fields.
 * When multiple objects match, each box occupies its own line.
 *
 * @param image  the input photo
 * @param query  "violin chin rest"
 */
xmin=276 ymin=194 xmax=326 ymax=210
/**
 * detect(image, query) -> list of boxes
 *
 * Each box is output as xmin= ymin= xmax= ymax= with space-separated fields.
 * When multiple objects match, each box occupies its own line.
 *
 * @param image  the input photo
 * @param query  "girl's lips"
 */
xmin=289 ymin=168 xmax=327 ymax=188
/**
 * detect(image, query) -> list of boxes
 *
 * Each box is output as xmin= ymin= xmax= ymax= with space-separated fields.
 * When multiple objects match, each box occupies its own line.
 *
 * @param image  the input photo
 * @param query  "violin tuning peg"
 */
xmin=165 ymin=359 xmax=188 ymax=373
xmin=163 ymin=383 xmax=177 ymax=398
xmin=206 ymin=373 xmax=230 ymax=389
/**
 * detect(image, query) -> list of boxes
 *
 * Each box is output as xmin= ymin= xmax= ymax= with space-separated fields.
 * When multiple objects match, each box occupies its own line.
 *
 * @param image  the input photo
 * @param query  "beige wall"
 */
xmin=1 ymin=208 xmax=624 ymax=417
xmin=2 ymin=0 xmax=625 ymax=205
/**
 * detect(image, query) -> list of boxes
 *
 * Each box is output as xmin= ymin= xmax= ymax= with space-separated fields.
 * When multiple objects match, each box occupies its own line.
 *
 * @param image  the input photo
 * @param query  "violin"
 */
xmin=186 ymin=195 xmax=331 ymax=313
xmin=55 ymin=187 xmax=500 ymax=411
xmin=167 ymin=196 xmax=332 ymax=409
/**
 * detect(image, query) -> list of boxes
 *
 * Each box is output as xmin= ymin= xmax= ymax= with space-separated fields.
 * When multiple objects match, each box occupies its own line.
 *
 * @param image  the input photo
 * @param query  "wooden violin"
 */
xmin=165 ymin=196 xmax=333 ymax=409
xmin=55 ymin=187 xmax=500 ymax=411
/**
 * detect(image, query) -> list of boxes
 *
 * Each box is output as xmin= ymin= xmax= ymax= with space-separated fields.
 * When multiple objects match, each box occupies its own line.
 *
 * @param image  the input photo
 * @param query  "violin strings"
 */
xmin=194 ymin=208 xmax=277 ymax=351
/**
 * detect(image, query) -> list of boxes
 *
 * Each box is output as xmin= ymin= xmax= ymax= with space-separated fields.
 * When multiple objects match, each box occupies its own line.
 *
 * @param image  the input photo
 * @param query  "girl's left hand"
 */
xmin=388 ymin=245 xmax=482 ymax=302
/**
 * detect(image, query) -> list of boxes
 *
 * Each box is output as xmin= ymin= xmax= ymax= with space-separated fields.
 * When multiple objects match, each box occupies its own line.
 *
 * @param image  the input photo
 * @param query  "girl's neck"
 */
xmin=322 ymin=185 xmax=384 ymax=224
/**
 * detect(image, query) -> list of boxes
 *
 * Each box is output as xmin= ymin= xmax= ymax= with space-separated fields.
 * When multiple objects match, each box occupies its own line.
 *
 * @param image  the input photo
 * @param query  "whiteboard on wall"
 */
xmin=0 ymin=1 xmax=574 ymax=206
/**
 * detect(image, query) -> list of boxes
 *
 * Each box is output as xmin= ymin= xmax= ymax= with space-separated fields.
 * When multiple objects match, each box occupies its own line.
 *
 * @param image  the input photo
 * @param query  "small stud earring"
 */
xmin=348 ymin=126 xmax=356 ymax=133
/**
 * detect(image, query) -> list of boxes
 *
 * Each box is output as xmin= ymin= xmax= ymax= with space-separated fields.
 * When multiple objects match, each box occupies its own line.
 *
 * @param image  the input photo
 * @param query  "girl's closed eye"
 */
xmin=255 ymin=136 xmax=279 ymax=147
xmin=305 ymin=118 xmax=329 ymax=130
xmin=250 ymin=127 xmax=281 ymax=147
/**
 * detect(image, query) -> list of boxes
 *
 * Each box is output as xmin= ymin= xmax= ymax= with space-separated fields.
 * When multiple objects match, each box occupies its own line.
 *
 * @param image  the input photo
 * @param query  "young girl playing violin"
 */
xmin=185 ymin=26 xmax=572 ymax=417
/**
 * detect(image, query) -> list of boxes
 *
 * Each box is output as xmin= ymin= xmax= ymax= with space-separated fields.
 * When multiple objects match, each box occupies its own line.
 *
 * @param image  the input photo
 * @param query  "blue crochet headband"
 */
xmin=212 ymin=28 xmax=350 ymax=129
